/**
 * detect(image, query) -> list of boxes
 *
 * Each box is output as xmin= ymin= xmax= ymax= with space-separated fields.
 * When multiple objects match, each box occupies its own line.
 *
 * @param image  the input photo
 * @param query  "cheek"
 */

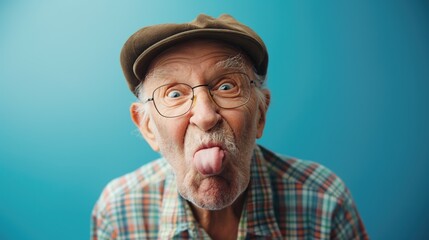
xmin=151 ymin=115 xmax=190 ymax=161
xmin=222 ymin=107 xmax=258 ymax=140
xmin=152 ymin=117 xmax=189 ymax=176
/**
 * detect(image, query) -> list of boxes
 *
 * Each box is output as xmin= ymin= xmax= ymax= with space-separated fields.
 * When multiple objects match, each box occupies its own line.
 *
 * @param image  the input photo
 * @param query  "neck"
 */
xmin=189 ymin=193 xmax=246 ymax=240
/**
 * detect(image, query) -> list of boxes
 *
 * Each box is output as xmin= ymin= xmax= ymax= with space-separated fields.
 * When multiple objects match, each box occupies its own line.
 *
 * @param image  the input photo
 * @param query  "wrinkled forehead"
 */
xmin=144 ymin=39 xmax=253 ymax=83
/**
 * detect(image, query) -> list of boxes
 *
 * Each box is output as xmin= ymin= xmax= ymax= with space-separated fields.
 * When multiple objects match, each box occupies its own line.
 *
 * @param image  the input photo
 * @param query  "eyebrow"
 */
xmin=145 ymin=67 xmax=177 ymax=85
xmin=214 ymin=54 xmax=247 ymax=72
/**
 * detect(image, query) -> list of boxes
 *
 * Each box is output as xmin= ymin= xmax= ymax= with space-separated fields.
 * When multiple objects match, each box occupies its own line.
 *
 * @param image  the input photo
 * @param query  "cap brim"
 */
xmin=132 ymin=28 xmax=267 ymax=82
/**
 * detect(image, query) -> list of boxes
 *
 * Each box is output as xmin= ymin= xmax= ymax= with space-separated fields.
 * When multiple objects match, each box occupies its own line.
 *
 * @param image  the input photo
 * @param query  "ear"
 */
xmin=130 ymin=103 xmax=160 ymax=152
xmin=256 ymin=89 xmax=271 ymax=139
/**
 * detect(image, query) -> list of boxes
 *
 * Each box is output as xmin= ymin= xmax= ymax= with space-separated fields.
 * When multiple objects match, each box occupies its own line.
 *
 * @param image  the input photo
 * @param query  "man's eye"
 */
xmin=218 ymin=83 xmax=234 ymax=91
xmin=167 ymin=90 xmax=182 ymax=98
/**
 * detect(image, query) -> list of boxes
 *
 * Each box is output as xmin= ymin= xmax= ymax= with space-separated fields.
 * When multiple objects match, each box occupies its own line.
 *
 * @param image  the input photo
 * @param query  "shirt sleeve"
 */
xmin=91 ymin=202 xmax=116 ymax=240
xmin=330 ymin=191 xmax=369 ymax=240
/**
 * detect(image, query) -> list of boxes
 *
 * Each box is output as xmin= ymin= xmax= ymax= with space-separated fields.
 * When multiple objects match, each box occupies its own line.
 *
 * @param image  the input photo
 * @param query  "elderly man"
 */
xmin=91 ymin=14 xmax=368 ymax=239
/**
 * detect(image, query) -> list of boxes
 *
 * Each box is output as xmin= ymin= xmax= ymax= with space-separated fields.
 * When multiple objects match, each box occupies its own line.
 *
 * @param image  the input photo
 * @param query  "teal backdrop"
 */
xmin=1 ymin=0 xmax=428 ymax=239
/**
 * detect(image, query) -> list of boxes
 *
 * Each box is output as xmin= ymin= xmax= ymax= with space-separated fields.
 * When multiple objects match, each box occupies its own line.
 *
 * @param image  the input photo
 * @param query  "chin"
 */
xmin=185 ymin=191 xmax=238 ymax=210
xmin=179 ymin=175 xmax=247 ymax=210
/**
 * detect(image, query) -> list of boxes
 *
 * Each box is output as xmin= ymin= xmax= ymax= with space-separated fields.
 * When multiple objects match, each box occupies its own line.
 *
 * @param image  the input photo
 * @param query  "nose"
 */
xmin=189 ymin=87 xmax=221 ymax=131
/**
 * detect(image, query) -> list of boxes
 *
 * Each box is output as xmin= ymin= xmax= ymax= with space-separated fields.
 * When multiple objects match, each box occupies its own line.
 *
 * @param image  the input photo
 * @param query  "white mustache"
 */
xmin=186 ymin=125 xmax=239 ymax=156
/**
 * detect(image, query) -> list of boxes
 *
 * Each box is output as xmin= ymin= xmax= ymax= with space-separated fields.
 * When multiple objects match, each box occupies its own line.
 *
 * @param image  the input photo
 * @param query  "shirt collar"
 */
xmin=243 ymin=145 xmax=282 ymax=238
xmin=158 ymin=169 xmax=197 ymax=238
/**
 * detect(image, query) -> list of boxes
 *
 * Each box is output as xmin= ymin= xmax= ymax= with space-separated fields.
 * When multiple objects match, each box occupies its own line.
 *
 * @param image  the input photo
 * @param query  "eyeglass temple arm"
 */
xmin=144 ymin=98 xmax=154 ymax=103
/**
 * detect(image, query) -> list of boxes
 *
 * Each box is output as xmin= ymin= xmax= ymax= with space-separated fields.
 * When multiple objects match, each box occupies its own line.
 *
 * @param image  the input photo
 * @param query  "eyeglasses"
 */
xmin=144 ymin=72 xmax=255 ymax=118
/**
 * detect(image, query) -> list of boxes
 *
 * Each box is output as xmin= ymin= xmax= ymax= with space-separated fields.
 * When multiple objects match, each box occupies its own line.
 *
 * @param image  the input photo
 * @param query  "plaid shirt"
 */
xmin=91 ymin=145 xmax=368 ymax=239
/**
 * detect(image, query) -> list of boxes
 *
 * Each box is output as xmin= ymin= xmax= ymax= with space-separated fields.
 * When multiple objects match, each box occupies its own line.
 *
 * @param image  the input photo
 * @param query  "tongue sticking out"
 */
xmin=193 ymin=147 xmax=225 ymax=175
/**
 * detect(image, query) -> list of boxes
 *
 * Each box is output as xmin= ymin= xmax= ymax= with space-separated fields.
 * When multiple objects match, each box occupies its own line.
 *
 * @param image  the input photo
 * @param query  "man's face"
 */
xmin=132 ymin=40 xmax=269 ymax=210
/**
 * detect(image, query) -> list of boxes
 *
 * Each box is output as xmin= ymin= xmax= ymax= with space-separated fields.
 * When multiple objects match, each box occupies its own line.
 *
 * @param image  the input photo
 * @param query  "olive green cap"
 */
xmin=120 ymin=14 xmax=268 ymax=95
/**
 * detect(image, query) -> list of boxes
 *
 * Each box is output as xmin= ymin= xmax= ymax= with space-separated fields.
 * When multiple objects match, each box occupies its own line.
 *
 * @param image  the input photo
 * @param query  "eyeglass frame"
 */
xmin=143 ymin=72 xmax=258 ymax=118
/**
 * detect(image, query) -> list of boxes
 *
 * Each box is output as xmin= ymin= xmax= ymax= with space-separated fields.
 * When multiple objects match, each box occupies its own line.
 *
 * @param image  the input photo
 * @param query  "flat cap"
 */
xmin=120 ymin=14 xmax=268 ymax=96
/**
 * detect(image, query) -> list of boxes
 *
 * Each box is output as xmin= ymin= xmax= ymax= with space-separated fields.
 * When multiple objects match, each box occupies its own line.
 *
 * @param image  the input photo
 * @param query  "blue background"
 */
xmin=1 ymin=0 xmax=428 ymax=239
